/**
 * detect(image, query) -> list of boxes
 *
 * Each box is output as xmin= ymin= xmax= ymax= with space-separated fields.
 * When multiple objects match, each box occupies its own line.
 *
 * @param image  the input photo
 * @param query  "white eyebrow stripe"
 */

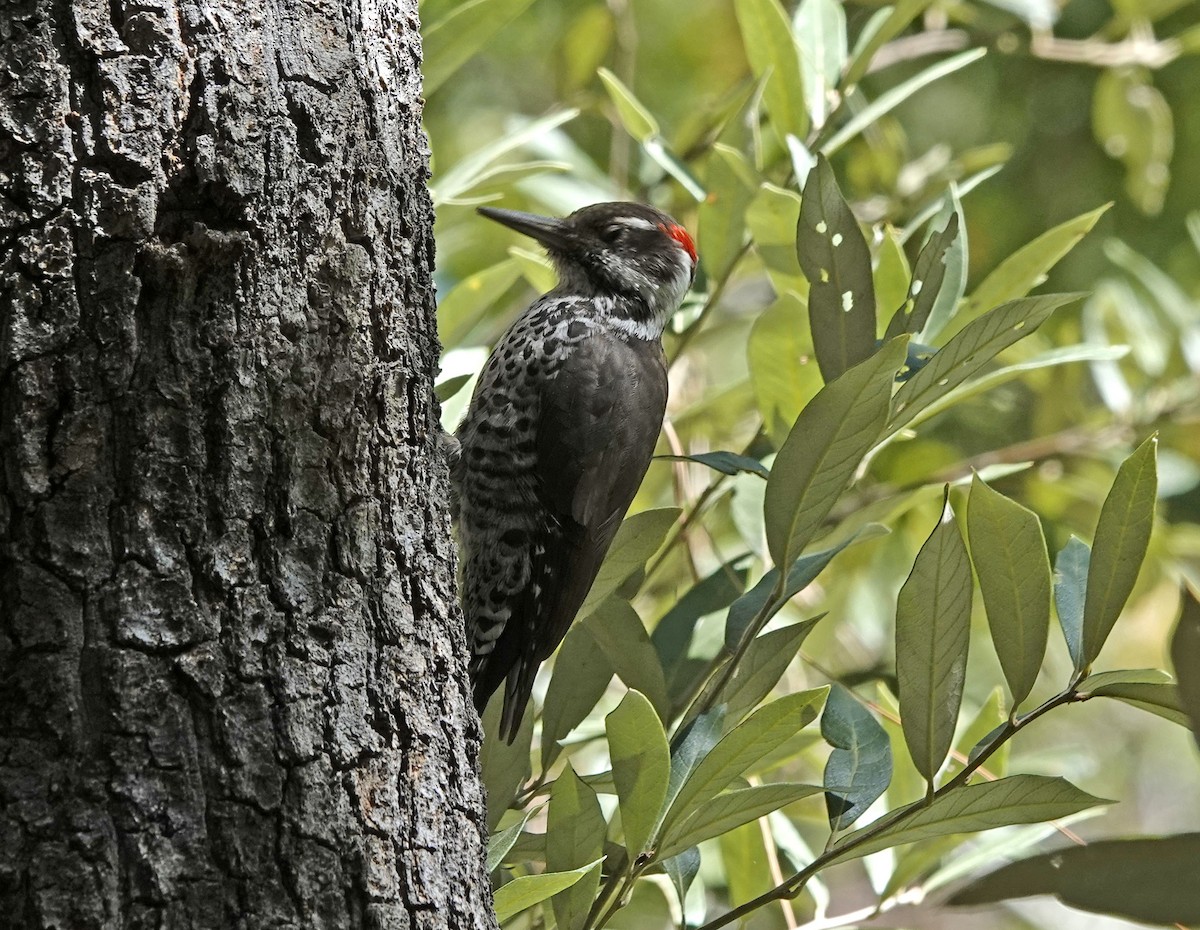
xmin=617 ymin=217 xmax=657 ymax=230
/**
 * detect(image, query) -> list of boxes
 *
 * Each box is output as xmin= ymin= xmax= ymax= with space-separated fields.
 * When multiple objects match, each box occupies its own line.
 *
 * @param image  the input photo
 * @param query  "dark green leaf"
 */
xmin=666 ymin=690 xmax=826 ymax=833
xmin=1171 ymin=588 xmax=1200 ymax=750
xmin=480 ymin=693 xmax=533 ymax=830
xmin=950 ymin=833 xmax=1200 ymax=925
xmin=764 ymin=338 xmax=907 ymax=568
xmin=607 ymin=691 xmax=670 ymax=857
xmin=661 ymin=847 xmax=701 ymax=913
xmin=666 ymin=706 xmax=726 ymax=811
xmin=828 ymin=775 xmax=1109 ymax=864
xmin=722 ymin=617 xmax=825 ymax=723
xmin=547 ymin=766 xmax=607 ymax=930
xmin=890 ymin=294 xmax=1082 ymax=433
xmin=658 ymin=783 xmax=823 ymax=859
xmin=797 ymin=155 xmax=877 ymax=382
xmin=1053 ymin=536 xmax=1090 ymax=671
xmin=1082 ymin=435 xmax=1158 ymax=667
xmin=896 ymin=493 xmax=972 ymax=783
xmin=823 ymin=683 xmax=893 ymax=831
xmin=889 ymin=212 xmax=960 ymax=338
xmin=657 ymin=451 xmax=769 ymax=479
xmin=579 ymin=508 xmax=681 ymax=618
xmin=493 ymin=859 xmax=604 ymax=922
xmin=968 ymin=475 xmax=1051 ymax=709
xmin=434 ymin=373 xmax=473 ymax=404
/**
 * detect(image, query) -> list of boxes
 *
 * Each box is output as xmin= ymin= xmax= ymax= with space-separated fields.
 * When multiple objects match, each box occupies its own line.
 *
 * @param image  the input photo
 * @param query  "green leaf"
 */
xmin=889 ymin=294 xmax=1081 ymax=434
xmin=829 ymin=775 xmax=1109 ymax=864
xmin=797 ymin=155 xmax=878 ymax=382
xmin=699 ymin=145 xmax=758 ymax=281
xmin=547 ymin=766 xmax=606 ymax=930
xmin=1171 ymin=588 xmax=1200 ymax=751
xmin=492 ymin=859 xmax=605 ymax=923
xmin=961 ymin=205 xmax=1109 ymax=326
xmin=487 ymin=805 xmax=544 ymax=873
xmin=888 ymin=212 xmax=960 ymax=339
xmin=875 ymin=225 xmax=912 ymax=327
xmin=579 ymin=508 xmax=681 ymax=618
xmin=747 ymin=182 xmax=807 ymax=295
xmin=509 ymin=244 xmax=558 ymax=294
xmin=794 ymin=0 xmax=847 ymax=129
xmin=542 ymin=624 xmax=616 ymax=769
xmin=666 ymin=706 xmax=726 ymax=812
xmin=607 ymin=691 xmax=670 ymax=857
xmin=823 ymin=683 xmax=892 ymax=831
xmin=842 ymin=0 xmax=936 ymax=87
xmin=665 ymin=690 xmax=826 ymax=833
xmin=747 ymin=293 xmax=822 ymax=446
xmin=1078 ymin=669 xmax=1188 ymax=727
xmin=657 ymin=451 xmax=769 ymax=479
xmin=822 ymin=49 xmax=987 ymax=156
xmin=967 ymin=476 xmax=1051 ymax=710
xmin=1054 ymin=536 xmax=1090 ymax=671
xmin=480 ymin=693 xmax=532 ymax=830
xmin=435 ymin=373 xmax=473 ymax=404
xmin=583 ymin=601 xmax=669 ymax=720
xmin=913 ymin=191 xmax=967 ymax=343
xmin=596 ymin=67 xmax=660 ymax=143
xmin=896 ymin=492 xmax=973 ymax=783
xmin=734 ymin=0 xmax=809 ymax=142
xmin=950 ymin=833 xmax=1200 ymax=925
xmin=422 ymin=0 xmax=538 ymax=95
xmin=437 ymin=259 xmax=521 ymax=346
xmin=765 ymin=338 xmax=907 ymax=568
xmin=658 ymin=783 xmax=823 ymax=859
xmin=722 ymin=618 xmax=824 ymax=723
xmin=661 ymin=847 xmax=701 ymax=914
xmin=946 ymin=688 xmax=1009 ymax=781
xmin=1081 ymin=435 xmax=1158 ymax=667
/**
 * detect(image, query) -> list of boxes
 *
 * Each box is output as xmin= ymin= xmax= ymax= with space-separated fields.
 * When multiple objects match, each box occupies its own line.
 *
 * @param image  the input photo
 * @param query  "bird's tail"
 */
xmin=498 ymin=656 xmax=538 ymax=745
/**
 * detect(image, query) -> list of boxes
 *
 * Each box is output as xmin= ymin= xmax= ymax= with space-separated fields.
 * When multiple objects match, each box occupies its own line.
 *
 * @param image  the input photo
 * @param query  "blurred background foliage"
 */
xmin=421 ymin=0 xmax=1200 ymax=927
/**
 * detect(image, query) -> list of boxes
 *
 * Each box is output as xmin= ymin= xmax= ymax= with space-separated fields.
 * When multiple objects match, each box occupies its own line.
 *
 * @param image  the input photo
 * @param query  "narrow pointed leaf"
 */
xmin=666 ymin=706 xmax=726 ymax=811
xmin=794 ymin=0 xmax=847 ymax=128
xmin=896 ymin=493 xmax=972 ymax=782
xmin=875 ymin=225 xmax=912 ymax=327
xmin=946 ymin=688 xmax=1009 ymax=781
xmin=481 ymin=694 xmax=533 ymax=829
xmin=597 ymin=67 xmax=660 ymax=143
xmin=662 ymin=847 xmax=701 ymax=913
xmin=487 ymin=805 xmax=544 ymax=872
xmin=583 ymin=601 xmax=669 ymax=719
xmin=542 ymin=624 xmax=616 ymax=769
xmin=890 ymin=294 xmax=1082 ymax=433
xmin=657 ymin=451 xmax=769 ymax=479
xmin=1054 ymin=536 xmax=1090 ymax=670
xmin=897 ymin=212 xmax=960 ymax=337
xmin=828 ymin=775 xmax=1109 ymax=864
xmin=843 ymin=0 xmax=936 ymax=87
xmin=665 ymin=690 xmax=826 ymax=832
xmin=962 ymin=205 xmax=1109 ymax=323
xmin=579 ymin=508 xmax=681 ymax=618
xmin=655 ymin=562 xmax=749 ymax=703
xmin=547 ymin=766 xmax=606 ymax=930
xmin=1078 ymin=669 xmax=1188 ymax=726
xmin=659 ymin=783 xmax=823 ymax=859
xmin=437 ymin=259 xmax=522 ymax=346
xmin=765 ymin=338 xmax=907 ymax=568
xmin=734 ymin=0 xmax=808 ymax=142
xmin=493 ymin=859 xmax=605 ymax=923
xmin=950 ymin=833 xmax=1200 ymax=925
xmin=915 ymin=192 xmax=967 ymax=342
xmin=822 ymin=49 xmax=986 ymax=155
xmin=968 ymin=476 xmax=1051 ymax=709
xmin=607 ymin=691 xmax=670 ymax=857
xmin=797 ymin=155 xmax=878 ymax=382
xmin=823 ymin=683 xmax=893 ymax=831
xmin=1171 ymin=588 xmax=1200 ymax=750
xmin=1081 ymin=435 xmax=1158 ymax=666
xmin=722 ymin=618 xmax=824 ymax=722
xmin=700 ymin=144 xmax=758 ymax=281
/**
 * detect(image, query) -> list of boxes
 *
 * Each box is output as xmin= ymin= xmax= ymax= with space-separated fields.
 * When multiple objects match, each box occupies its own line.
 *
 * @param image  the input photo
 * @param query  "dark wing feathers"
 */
xmin=490 ymin=334 xmax=668 ymax=741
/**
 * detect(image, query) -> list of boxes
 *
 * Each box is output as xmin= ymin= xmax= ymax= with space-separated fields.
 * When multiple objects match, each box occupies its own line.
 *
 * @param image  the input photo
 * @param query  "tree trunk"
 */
xmin=0 ymin=1 xmax=494 ymax=927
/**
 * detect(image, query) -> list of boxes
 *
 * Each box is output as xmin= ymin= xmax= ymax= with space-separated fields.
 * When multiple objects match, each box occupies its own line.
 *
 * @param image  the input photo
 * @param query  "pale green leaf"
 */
xmin=735 ymin=0 xmax=809 ymax=141
xmin=914 ymin=190 xmax=966 ymax=343
xmin=658 ymin=783 xmax=823 ymax=859
xmin=422 ymin=0 xmax=538 ymax=95
xmin=700 ymin=145 xmax=758 ymax=281
xmin=597 ymin=67 xmax=660 ymax=144
xmin=480 ymin=693 xmax=532 ymax=829
xmin=542 ymin=625 xmax=616 ymax=770
xmin=579 ymin=508 xmax=681 ymax=618
xmin=794 ymin=0 xmax=847 ymax=128
xmin=547 ymin=766 xmax=606 ymax=930
xmin=747 ymin=293 xmax=821 ymax=446
xmin=487 ymin=804 xmax=544 ymax=873
xmin=607 ymin=691 xmax=670 ymax=857
xmin=843 ymin=0 xmax=936 ymax=87
xmin=722 ymin=618 xmax=824 ymax=723
xmin=583 ymin=601 xmax=669 ymax=719
xmin=437 ymin=259 xmax=521 ymax=346
xmin=493 ymin=859 xmax=604 ymax=922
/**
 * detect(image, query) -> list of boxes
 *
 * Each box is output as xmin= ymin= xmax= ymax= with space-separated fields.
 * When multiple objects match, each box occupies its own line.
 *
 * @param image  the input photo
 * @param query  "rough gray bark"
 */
xmin=0 ymin=1 xmax=495 ymax=927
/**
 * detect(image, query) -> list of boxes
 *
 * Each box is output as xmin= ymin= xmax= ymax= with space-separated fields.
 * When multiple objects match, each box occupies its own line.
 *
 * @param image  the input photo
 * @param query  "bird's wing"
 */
xmin=489 ymin=332 xmax=668 ymax=740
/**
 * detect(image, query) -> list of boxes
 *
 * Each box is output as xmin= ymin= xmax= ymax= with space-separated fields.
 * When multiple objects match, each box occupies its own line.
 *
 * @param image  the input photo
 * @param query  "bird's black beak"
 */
xmin=477 ymin=206 xmax=574 ymax=252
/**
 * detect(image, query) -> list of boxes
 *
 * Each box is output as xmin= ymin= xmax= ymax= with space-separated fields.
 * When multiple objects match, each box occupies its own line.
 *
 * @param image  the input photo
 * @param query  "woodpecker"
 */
xmin=452 ymin=201 xmax=698 ymax=742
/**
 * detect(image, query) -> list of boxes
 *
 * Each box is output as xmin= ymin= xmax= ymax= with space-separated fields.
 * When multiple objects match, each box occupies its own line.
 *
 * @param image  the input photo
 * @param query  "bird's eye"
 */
xmin=599 ymin=226 xmax=624 ymax=245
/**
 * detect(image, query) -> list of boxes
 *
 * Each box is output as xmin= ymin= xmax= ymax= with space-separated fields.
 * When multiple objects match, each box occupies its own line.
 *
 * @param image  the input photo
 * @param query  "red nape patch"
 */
xmin=659 ymin=223 xmax=698 ymax=264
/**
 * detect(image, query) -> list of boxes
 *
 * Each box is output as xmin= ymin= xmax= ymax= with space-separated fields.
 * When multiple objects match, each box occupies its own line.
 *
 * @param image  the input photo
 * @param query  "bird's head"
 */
xmin=478 ymin=201 xmax=698 ymax=330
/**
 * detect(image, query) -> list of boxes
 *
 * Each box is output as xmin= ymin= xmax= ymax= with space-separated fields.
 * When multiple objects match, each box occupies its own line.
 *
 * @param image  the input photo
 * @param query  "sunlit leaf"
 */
xmin=579 ymin=508 xmax=681 ymax=618
xmin=597 ymin=67 xmax=660 ymax=143
xmin=794 ymin=0 xmax=847 ymax=129
xmin=735 ymin=0 xmax=809 ymax=142
xmin=437 ymin=259 xmax=522 ymax=346
xmin=1171 ymin=588 xmax=1200 ymax=750
xmin=886 ymin=212 xmax=959 ymax=339
xmin=747 ymin=183 xmax=807 ymax=294
xmin=747 ymin=293 xmax=821 ymax=446
xmin=823 ymin=683 xmax=892 ymax=831
xmin=968 ymin=476 xmax=1051 ymax=710
xmin=608 ymin=691 xmax=670 ymax=857
xmin=913 ymin=191 xmax=966 ymax=343
xmin=700 ymin=145 xmax=758 ymax=281
xmin=547 ymin=766 xmax=607 ymax=930
xmin=896 ymin=492 xmax=972 ymax=783
xmin=1081 ymin=435 xmax=1157 ymax=667
xmin=797 ymin=155 xmax=877 ymax=382
xmin=659 ymin=783 xmax=823 ymax=859
xmin=493 ymin=858 xmax=604 ymax=922
xmin=875 ymin=225 xmax=912 ymax=328
xmin=951 ymin=833 xmax=1200 ymax=925
xmin=542 ymin=624 xmax=616 ymax=769
xmin=487 ymin=804 xmax=544 ymax=872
